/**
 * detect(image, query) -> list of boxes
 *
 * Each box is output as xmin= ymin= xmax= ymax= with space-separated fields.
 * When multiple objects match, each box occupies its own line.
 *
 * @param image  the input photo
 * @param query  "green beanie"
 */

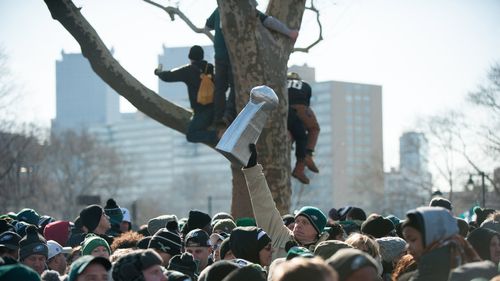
xmin=104 ymin=198 xmax=123 ymax=226
xmin=236 ymin=217 xmax=256 ymax=227
xmin=81 ymin=234 xmax=111 ymax=256
xmin=295 ymin=206 xmax=327 ymax=235
xmin=17 ymin=208 xmax=40 ymax=226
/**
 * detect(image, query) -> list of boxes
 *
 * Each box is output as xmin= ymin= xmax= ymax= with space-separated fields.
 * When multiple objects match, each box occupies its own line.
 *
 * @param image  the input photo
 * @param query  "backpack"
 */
xmin=197 ymin=64 xmax=215 ymax=105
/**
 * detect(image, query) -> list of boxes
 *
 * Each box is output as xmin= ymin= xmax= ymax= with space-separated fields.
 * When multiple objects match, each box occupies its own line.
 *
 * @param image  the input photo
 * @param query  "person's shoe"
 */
xmin=292 ymin=161 xmax=310 ymax=184
xmin=305 ymin=155 xmax=319 ymax=173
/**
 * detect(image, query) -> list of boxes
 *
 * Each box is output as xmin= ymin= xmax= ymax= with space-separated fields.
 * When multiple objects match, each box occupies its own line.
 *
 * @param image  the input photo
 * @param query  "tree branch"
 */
xmin=43 ymin=0 xmax=191 ymax=135
xmin=293 ymin=0 xmax=323 ymax=53
xmin=143 ymin=0 xmax=214 ymax=42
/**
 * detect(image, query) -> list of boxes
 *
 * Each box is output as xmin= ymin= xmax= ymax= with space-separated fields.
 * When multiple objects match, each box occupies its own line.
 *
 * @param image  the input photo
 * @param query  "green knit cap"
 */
xmin=81 ymin=234 xmax=111 ymax=256
xmin=236 ymin=217 xmax=256 ymax=227
xmin=295 ymin=206 xmax=327 ymax=235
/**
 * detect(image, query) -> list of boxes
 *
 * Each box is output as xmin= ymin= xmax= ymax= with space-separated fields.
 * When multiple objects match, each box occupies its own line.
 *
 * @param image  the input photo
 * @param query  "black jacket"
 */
xmin=157 ymin=60 xmax=214 ymax=112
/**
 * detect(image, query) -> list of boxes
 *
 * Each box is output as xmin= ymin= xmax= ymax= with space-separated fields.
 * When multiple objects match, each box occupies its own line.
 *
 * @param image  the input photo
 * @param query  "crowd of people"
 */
xmin=0 ymin=146 xmax=499 ymax=281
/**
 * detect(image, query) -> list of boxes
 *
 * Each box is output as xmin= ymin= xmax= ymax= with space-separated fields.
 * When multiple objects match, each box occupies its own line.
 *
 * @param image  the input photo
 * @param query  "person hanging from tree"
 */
xmin=205 ymin=0 xmax=299 ymax=131
xmin=287 ymin=72 xmax=320 ymax=183
xmin=154 ymin=45 xmax=222 ymax=145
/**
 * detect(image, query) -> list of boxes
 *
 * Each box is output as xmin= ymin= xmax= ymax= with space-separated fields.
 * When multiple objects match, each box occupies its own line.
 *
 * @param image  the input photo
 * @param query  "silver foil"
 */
xmin=216 ymin=85 xmax=279 ymax=165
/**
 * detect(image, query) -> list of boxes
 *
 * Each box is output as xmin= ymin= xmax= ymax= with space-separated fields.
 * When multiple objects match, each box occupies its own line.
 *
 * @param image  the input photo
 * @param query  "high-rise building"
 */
xmin=384 ymin=131 xmax=431 ymax=217
xmin=400 ymin=132 xmax=429 ymax=174
xmin=52 ymin=51 xmax=120 ymax=132
xmin=289 ymin=65 xmax=384 ymax=213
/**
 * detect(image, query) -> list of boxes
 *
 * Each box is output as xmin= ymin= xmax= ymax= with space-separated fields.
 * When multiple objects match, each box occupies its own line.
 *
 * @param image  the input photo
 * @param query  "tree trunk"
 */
xmin=219 ymin=0 xmax=306 ymax=215
xmin=43 ymin=0 xmax=307 ymax=218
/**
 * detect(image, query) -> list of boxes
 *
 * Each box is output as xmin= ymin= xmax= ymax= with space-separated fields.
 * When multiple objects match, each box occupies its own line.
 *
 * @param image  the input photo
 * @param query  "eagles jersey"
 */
xmin=287 ymin=79 xmax=312 ymax=106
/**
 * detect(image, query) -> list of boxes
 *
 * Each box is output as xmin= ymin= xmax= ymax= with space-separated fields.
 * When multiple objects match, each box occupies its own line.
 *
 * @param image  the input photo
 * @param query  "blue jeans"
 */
xmin=187 ymin=107 xmax=218 ymax=145
xmin=214 ymin=59 xmax=236 ymax=123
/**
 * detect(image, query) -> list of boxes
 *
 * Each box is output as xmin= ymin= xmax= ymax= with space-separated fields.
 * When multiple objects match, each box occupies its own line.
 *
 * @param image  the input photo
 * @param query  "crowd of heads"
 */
xmin=0 ymin=195 xmax=499 ymax=281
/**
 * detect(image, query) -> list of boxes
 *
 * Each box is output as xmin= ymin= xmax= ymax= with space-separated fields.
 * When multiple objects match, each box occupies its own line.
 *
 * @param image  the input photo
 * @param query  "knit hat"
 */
xmin=38 ymin=215 xmax=54 ymax=230
xmin=0 ymin=263 xmax=41 ymax=281
xmin=282 ymin=214 xmax=295 ymax=227
xmin=121 ymin=208 xmax=131 ymax=223
xmin=166 ymin=270 xmax=192 ymax=281
xmin=137 ymin=236 xmax=152 ymax=250
xmin=313 ymin=240 xmax=352 ymax=260
xmin=219 ymin=238 xmax=231 ymax=259
xmin=148 ymin=228 xmax=182 ymax=256
xmin=376 ymin=237 xmax=407 ymax=263
xmin=184 ymin=210 xmax=211 ymax=234
xmin=188 ymin=45 xmax=204 ymax=61
xmin=79 ymin=205 xmax=104 ymax=232
xmin=235 ymin=217 xmax=256 ymax=227
xmin=0 ymin=219 xmax=14 ymax=233
xmin=81 ymin=234 xmax=111 ymax=256
xmin=328 ymin=208 xmax=340 ymax=221
xmin=43 ymin=221 xmax=70 ymax=247
xmin=211 ymin=212 xmax=234 ymax=227
xmin=167 ymin=252 xmax=198 ymax=280
xmin=295 ymin=206 xmax=327 ymax=235
xmin=104 ymin=198 xmax=123 ymax=226
xmin=361 ymin=215 xmax=395 ymax=238
xmin=327 ymin=248 xmax=380 ymax=280
xmin=474 ymin=208 xmax=495 ymax=226
xmin=346 ymin=207 xmax=367 ymax=221
xmin=338 ymin=206 xmax=353 ymax=221
xmin=213 ymin=219 xmax=236 ymax=234
xmin=480 ymin=220 xmax=500 ymax=233
xmin=286 ymin=246 xmax=314 ymax=260
xmin=68 ymin=255 xmax=111 ymax=281
xmin=19 ymin=225 xmax=48 ymax=260
xmin=467 ymin=228 xmax=500 ymax=261
xmin=112 ymin=249 xmax=163 ymax=281
xmin=16 ymin=208 xmax=40 ymax=226
xmin=41 ymin=270 xmax=60 ymax=281
xmin=229 ymin=226 xmax=271 ymax=264
xmin=0 ymin=231 xmax=21 ymax=250
xmin=206 ymin=260 xmax=240 ymax=281
xmin=221 ymin=265 xmax=266 ymax=281
xmin=185 ymin=229 xmax=211 ymax=248
xmin=148 ymin=215 xmax=178 ymax=236
xmin=429 ymin=197 xmax=453 ymax=211
xmin=47 ymin=240 xmax=71 ymax=260
xmin=14 ymin=221 xmax=30 ymax=237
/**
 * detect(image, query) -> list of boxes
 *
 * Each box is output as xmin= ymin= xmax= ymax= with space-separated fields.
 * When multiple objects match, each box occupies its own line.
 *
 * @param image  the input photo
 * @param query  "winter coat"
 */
xmin=242 ymin=164 xmax=328 ymax=260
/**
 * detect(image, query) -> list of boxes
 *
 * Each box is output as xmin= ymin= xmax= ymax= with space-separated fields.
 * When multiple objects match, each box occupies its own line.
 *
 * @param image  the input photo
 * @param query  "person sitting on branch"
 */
xmin=155 ymin=45 xmax=222 ymax=145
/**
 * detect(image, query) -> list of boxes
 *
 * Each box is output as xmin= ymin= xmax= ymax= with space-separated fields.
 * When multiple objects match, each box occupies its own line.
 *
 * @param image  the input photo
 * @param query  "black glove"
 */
xmin=245 ymin=143 xmax=257 ymax=168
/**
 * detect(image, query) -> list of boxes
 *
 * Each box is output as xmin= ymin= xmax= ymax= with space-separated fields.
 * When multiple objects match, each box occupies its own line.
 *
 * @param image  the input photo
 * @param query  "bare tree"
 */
xmin=43 ymin=0 xmax=318 ymax=217
xmin=0 ymin=128 xmax=48 ymax=214
xmin=468 ymin=63 xmax=500 ymax=160
xmin=44 ymin=130 xmax=134 ymax=219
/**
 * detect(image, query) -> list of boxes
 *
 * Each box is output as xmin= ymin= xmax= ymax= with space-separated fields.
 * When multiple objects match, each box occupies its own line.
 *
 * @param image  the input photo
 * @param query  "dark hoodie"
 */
xmin=229 ymin=227 xmax=271 ymax=265
xmin=467 ymin=227 xmax=500 ymax=262
xmin=157 ymin=60 xmax=214 ymax=113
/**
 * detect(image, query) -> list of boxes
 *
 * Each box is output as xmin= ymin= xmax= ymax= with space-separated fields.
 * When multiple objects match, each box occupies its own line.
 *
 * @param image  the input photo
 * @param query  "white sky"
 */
xmin=0 ymin=0 xmax=499 ymax=173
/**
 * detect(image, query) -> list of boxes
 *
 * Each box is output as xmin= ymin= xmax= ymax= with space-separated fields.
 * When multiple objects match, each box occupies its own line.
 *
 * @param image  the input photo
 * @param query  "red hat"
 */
xmin=43 ymin=221 xmax=70 ymax=247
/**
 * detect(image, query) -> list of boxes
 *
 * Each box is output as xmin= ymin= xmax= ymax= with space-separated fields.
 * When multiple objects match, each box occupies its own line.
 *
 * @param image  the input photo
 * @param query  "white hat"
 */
xmin=121 ymin=207 xmax=131 ymax=223
xmin=47 ymin=240 xmax=71 ymax=260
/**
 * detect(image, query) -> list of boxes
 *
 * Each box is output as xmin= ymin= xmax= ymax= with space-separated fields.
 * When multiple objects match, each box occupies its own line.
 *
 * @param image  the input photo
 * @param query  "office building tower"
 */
xmin=52 ymin=51 xmax=119 ymax=132
xmin=289 ymin=65 xmax=384 ymax=213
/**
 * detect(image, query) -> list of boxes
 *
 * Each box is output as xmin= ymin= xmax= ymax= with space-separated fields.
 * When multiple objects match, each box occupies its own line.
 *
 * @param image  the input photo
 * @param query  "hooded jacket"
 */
xmin=402 ymin=207 xmax=480 ymax=281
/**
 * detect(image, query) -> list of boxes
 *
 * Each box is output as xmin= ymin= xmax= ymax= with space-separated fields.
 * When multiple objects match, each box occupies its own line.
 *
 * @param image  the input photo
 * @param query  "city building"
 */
xmin=384 ymin=132 xmax=432 ymax=217
xmin=289 ymin=64 xmax=384 ymax=213
xmin=52 ymin=51 xmax=120 ymax=132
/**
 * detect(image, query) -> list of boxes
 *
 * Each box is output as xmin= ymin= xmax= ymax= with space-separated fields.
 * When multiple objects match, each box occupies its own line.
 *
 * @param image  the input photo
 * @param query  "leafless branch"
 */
xmin=143 ymin=0 xmax=214 ymax=41
xmin=293 ymin=0 xmax=323 ymax=53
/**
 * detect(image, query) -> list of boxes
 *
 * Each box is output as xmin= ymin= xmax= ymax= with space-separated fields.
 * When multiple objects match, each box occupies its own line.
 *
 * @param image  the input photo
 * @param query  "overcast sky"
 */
xmin=0 ymin=0 xmax=499 ymax=173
